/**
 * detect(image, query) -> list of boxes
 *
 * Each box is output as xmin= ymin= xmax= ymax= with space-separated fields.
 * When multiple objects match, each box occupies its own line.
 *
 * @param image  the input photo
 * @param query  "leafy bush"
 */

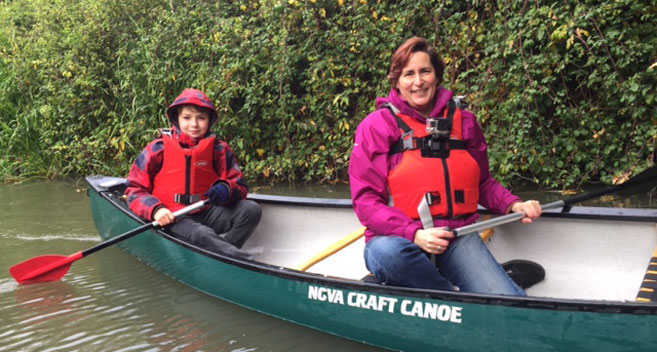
xmin=0 ymin=0 xmax=655 ymax=189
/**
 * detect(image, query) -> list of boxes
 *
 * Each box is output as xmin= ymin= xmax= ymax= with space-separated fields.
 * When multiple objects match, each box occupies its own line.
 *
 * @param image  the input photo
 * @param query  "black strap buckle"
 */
xmin=174 ymin=194 xmax=202 ymax=205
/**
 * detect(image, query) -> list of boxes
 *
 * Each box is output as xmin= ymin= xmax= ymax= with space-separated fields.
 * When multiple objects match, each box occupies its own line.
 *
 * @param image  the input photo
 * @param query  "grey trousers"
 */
xmin=167 ymin=199 xmax=261 ymax=260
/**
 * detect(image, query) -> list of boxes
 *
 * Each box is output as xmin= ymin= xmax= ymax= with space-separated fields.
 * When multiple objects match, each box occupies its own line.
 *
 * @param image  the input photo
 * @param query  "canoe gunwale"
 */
xmin=86 ymin=175 xmax=657 ymax=315
xmin=249 ymin=193 xmax=657 ymax=222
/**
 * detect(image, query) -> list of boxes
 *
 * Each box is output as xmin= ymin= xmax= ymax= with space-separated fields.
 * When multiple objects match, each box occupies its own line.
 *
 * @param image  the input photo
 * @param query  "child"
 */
xmin=125 ymin=88 xmax=261 ymax=259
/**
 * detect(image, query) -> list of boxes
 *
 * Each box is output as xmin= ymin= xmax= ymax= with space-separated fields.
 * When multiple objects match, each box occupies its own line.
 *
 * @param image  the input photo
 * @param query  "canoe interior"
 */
xmin=92 ymin=177 xmax=657 ymax=303
xmin=246 ymin=197 xmax=657 ymax=302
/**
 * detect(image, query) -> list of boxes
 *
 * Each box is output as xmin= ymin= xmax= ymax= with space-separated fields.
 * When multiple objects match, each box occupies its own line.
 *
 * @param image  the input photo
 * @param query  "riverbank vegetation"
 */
xmin=1 ymin=0 xmax=655 ymax=188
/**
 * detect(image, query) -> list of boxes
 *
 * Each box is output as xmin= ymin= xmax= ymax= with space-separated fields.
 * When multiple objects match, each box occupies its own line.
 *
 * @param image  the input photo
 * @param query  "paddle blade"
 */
xmin=617 ymin=166 xmax=657 ymax=197
xmin=10 ymin=252 xmax=83 ymax=284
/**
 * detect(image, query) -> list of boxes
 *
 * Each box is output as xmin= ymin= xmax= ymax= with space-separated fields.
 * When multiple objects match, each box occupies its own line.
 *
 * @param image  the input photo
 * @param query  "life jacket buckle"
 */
xmin=174 ymin=194 xmax=202 ymax=205
xmin=426 ymin=191 xmax=441 ymax=205
xmin=401 ymin=130 xmax=414 ymax=150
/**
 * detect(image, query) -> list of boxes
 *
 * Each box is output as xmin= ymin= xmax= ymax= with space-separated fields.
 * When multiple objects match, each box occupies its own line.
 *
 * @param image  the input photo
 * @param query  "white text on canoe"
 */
xmin=308 ymin=285 xmax=462 ymax=323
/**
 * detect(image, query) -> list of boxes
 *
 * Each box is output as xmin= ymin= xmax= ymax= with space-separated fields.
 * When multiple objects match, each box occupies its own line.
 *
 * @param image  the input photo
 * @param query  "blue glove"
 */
xmin=205 ymin=182 xmax=230 ymax=205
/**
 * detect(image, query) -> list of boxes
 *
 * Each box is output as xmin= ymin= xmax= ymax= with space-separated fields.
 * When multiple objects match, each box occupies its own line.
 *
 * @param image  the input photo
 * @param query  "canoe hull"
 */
xmin=87 ymin=176 xmax=657 ymax=351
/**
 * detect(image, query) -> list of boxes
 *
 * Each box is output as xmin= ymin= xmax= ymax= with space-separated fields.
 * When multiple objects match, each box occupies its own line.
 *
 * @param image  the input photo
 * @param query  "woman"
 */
xmin=349 ymin=37 xmax=541 ymax=295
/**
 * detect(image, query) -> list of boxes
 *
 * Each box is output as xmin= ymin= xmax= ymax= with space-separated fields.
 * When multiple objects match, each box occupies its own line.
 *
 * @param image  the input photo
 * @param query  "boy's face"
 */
xmin=178 ymin=105 xmax=210 ymax=139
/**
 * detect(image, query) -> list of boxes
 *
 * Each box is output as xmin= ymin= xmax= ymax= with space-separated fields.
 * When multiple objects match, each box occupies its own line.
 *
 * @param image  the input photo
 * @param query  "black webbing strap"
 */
xmin=388 ymin=100 xmax=466 ymax=155
xmin=174 ymin=194 xmax=202 ymax=205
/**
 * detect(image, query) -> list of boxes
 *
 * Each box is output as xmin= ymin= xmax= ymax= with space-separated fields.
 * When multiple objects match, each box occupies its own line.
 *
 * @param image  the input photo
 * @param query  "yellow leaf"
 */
xmin=566 ymin=35 xmax=575 ymax=49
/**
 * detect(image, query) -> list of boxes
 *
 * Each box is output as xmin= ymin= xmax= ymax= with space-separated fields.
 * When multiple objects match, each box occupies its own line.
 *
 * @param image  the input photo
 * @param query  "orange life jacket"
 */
xmin=387 ymin=100 xmax=481 ymax=219
xmin=152 ymin=131 xmax=219 ymax=212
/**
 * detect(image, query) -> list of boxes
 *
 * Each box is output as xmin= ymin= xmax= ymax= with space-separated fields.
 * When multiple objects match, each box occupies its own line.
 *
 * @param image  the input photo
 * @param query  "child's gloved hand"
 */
xmin=205 ymin=182 xmax=230 ymax=205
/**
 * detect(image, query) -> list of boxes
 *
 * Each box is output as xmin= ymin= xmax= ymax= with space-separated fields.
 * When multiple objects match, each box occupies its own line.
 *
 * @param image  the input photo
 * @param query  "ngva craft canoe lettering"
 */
xmin=308 ymin=285 xmax=464 ymax=323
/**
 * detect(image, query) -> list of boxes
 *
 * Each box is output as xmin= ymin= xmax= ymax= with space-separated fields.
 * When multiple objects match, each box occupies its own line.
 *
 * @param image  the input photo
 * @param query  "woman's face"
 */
xmin=396 ymin=51 xmax=437 ymax=116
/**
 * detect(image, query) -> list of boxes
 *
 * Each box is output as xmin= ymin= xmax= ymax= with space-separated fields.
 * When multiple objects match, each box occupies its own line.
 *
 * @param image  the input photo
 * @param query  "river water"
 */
xmin=0 ymin=180 xmax=654 ymax=351
xmin=0 ymin=181 xmax=385 ymax=352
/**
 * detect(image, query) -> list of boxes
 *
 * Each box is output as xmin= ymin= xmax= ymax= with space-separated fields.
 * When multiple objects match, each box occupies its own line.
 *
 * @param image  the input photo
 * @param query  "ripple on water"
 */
xmin=0 ymin=279 xmax=19 ymax=294
xmin=13 ymin=233 xmax=101 ymax=242
xmin=1 ymin=251 xmax=383 ymax=352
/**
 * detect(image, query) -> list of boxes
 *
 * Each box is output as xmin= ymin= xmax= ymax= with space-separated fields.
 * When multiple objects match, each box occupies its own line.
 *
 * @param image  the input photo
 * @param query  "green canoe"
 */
xmin=86 ymin=175 xmax=657 ymax=352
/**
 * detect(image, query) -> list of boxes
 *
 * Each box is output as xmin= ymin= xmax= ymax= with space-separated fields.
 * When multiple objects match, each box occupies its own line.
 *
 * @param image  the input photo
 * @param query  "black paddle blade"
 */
xmin=616 ymin=166 xmax=657 ymax=197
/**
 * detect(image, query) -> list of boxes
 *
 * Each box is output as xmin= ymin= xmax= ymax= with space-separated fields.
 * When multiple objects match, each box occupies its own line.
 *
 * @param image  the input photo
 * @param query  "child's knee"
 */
xmin=244 ymin=200 xmax=262 ymax=221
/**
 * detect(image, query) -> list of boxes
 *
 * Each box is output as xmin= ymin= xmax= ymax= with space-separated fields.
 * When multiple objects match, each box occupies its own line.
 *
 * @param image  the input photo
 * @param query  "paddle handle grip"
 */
xmin=453 ymin=200 xmax=565 ymax=237
xmin=170 ymin=200 xmax=209 ymax=218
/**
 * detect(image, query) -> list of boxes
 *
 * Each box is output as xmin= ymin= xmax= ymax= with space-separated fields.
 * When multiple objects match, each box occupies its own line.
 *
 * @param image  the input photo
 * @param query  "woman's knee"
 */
xmin=365 ymin=236 xmax=409 ymax=258
xmin=365 ymin=236 xmax=428 ymax=272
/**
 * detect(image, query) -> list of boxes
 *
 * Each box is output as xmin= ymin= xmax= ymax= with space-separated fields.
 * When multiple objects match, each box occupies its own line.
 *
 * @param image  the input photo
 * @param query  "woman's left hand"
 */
xmin=510 ymin=200 xmax=542 ymax=224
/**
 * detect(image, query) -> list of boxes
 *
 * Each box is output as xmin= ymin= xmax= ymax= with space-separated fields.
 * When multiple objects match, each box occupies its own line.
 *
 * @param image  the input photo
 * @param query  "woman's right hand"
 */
xmin=153 ymin=207 xmax=175 ymax=227
xmin=414 ymin=227 xmax=455 ymax=255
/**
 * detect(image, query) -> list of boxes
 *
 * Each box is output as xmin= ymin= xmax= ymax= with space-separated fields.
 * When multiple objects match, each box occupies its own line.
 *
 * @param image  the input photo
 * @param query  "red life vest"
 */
xmin=387 ymin=100 xmax=480 ymax=220
xmin=152 ymin=132 xmax=219 ymax=212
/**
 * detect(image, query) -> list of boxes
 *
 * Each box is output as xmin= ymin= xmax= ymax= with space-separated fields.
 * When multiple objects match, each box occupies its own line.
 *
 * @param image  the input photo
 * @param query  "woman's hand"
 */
xmin=510 ymin=200 xmax=542 ymax=224
xmin=154 ymin=207 xmax=175 ymax=227
xmin=414 ymin=227 xmax=455 ymax=255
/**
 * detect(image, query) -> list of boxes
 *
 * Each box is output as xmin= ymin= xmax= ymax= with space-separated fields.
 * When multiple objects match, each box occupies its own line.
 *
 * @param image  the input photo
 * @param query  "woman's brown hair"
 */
xmin=388 ymin=37 xmax=445 ymax=88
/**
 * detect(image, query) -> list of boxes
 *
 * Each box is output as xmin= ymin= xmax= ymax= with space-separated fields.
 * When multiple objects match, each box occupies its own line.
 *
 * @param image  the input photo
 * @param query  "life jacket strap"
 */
xmin=387 ymin=100 xmax=466 ymax=156
xmin=174 ymin=194 xmax=202 ymax=205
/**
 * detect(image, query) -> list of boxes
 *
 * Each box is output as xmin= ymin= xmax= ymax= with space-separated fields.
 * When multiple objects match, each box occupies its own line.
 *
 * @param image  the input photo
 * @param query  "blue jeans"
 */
xmin=364 ymin=233 xmax=526 ymax=296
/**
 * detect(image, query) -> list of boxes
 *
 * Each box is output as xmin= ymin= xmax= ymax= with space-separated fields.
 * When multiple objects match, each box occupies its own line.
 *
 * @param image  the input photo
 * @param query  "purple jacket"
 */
xmin=349 ymin=87 xmax=520 ymax=243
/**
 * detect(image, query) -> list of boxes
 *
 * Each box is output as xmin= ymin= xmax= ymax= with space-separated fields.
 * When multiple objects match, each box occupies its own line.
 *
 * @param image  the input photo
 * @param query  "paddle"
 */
xmin=294 ymin=227 xmax=366 ymax=271
xmin=295 ymin=165 xmax=657 ymax=271
xmin=454 ymin=165 xmax=657 ymax=236
xmin=10 ymin=200 xmax=209 ymax=284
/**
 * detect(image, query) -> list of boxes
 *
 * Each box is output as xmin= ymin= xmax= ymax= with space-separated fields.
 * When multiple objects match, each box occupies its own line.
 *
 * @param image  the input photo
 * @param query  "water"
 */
xmin=0 ymin=181 xmax=384 ymax=352
xmin=1 ymin=180 xmax=655 ymax=352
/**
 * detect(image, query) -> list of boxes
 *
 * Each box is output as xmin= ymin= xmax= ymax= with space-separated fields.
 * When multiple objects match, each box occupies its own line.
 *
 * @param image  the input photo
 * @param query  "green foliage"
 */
xmin=0 ymin=0 xmax=655 ymax=188
xmin=439 ymin=0 xmax=657 ymax=188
